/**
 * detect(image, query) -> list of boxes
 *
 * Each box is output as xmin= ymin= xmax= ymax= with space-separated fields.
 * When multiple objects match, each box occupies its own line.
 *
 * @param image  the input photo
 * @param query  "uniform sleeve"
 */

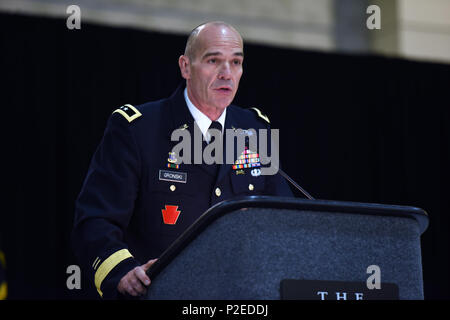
xmin=71 ymin=112 xmax=141 ymax=299
xmin=0 ymin=239 xmax=7 ymax=300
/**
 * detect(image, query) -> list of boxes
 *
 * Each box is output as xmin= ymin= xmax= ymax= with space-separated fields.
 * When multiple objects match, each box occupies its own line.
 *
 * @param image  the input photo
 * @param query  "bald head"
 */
xmin=178 ymin=21 xmax=244 ymax=120
xmin=184 ymin=21 xmax=243 ymax=62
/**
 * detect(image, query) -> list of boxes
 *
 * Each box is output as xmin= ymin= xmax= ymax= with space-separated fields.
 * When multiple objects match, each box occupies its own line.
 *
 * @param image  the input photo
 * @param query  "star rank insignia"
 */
xmin=112 ymin=104 xmax=142 ymax=123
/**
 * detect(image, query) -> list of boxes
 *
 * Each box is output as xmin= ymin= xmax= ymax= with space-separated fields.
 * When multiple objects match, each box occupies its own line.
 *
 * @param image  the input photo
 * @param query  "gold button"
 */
xmin=248 ymin=184 xmax=254 ymax=191
xmin=215 ymin=187 xmax=221 ymax=197
xmin=170 ymin=185 xmax=176 ymax=192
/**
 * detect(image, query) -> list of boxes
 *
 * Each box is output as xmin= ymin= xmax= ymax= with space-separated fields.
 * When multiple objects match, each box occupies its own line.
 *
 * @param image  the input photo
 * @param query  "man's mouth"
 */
xmin=214 ymin=86 xmax=232 ymax=93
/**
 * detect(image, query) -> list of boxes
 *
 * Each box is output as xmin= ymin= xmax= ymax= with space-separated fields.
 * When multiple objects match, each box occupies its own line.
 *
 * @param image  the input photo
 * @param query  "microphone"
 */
xmin=278 ymin=168 xmax=315 ymax=200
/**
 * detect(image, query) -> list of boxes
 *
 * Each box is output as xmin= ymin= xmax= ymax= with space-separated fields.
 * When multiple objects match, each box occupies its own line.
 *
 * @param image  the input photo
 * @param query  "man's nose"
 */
xmin=218 ymin=62 xmax=232 ymax=80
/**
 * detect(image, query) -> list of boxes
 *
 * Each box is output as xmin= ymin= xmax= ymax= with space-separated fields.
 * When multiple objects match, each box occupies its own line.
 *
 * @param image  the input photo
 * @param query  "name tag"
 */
xmin=159 ymin=170 xmax=187 ymax=183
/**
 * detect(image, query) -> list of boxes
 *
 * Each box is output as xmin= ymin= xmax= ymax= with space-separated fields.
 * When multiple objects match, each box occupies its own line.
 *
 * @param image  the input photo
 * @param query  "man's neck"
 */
xmin=184 ymin=88 xmax=226 ymax=141
xmin=186 ymin=87 xmax=223 ymax=121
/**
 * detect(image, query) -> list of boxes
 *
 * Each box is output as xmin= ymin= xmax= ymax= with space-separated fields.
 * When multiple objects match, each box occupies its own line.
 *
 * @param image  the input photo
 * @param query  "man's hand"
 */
xmin=117 ymin=258 xmax=157 ymax=296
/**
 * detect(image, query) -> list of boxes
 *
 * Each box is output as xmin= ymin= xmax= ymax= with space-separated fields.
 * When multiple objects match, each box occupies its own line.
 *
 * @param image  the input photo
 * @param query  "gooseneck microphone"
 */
xmin=278 ymin=168 xmax=315 ymax=200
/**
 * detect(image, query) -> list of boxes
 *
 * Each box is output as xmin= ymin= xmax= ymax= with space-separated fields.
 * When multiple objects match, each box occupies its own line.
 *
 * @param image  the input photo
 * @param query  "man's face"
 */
xmin=182 ymin=25 xmax=244 ymax=113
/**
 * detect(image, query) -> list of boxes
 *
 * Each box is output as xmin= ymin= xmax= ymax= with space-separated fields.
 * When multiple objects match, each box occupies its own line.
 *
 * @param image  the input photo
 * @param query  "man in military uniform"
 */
xmin=72 ymin=21 xmax=293 ymax=299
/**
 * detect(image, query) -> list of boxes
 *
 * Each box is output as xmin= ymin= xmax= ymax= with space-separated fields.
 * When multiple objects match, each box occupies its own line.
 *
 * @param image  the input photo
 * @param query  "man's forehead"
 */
xmin=196 ymin=26 xmax=242 ymax=48
xmin=197 ymin=23 xmax=242 ymax=41
xmin=197 ymin=40 xmax=243 ymax=60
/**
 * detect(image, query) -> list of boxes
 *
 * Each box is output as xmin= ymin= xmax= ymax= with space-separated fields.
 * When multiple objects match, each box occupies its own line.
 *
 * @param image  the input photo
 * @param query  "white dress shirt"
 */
xmin=184 ymin=88 xmax=226 ymax=143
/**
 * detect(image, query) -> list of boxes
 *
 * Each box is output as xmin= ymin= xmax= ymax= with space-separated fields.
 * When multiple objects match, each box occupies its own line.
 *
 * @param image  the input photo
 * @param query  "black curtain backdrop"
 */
xmin=1 ymin=13 xmax=449 ymax=299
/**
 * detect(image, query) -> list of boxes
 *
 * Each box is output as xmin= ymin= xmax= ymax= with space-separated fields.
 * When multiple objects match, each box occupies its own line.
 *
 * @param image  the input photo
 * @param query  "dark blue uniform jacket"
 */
xmin=72 ymin=85 xmax=293 ymax=298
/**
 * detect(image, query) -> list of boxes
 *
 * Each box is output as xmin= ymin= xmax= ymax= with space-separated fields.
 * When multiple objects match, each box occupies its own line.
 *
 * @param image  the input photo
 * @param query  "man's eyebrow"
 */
xmin=202 ymin=51 xmax=244 ymax=59
xmin=202 ymin=51 xmax=221 ymax=59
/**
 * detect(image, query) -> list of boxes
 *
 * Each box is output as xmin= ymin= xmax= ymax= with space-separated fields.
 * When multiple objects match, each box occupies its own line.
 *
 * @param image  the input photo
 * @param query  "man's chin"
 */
xmin=212 ymin=95 xmax=235 ymax=110
xmin=214 ymin=100 xmax=233 ymax=111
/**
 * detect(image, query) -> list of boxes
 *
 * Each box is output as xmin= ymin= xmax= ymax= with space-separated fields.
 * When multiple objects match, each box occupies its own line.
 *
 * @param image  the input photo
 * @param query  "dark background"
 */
xmin=1 ymin=12 xmax=449 ymax=299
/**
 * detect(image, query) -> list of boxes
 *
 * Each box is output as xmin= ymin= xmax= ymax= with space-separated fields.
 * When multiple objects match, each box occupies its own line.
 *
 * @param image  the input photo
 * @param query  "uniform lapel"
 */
xmin=167 ymin=84 xmax=219 ymax=177
xmin=167 ymin=84 xmax=195 ymax=140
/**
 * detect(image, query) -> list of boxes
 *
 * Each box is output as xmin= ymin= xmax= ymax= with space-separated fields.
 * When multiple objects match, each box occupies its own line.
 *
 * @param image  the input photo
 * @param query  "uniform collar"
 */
xmin=167 ymin=83 xmax=195 ymax=134
xmin=167 ymin=83 xmax=251 ymax=135
xmin=184 ymin=88 xmax=226 ymax=142
xmin=167 ymin=83 xmax=247 ymax=183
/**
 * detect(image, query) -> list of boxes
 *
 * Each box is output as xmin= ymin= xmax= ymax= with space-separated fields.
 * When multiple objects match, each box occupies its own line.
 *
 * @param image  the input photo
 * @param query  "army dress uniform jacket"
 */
xmin=72 ymin=85 xmax=293 ymax=298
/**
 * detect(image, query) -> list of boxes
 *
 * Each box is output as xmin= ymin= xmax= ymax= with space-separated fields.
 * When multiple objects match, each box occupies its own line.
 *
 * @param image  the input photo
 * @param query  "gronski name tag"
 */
xmin=159 ymin=170 xmax=187 ymax=183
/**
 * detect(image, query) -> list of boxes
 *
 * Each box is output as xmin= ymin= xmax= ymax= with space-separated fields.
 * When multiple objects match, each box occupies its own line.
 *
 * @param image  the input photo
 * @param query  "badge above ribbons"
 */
xmin=167 ymin=152 xmax=180 ymax=169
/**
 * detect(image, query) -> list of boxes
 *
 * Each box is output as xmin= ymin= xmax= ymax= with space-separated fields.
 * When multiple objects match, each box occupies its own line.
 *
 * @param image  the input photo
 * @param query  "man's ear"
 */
xmin=178 ymin=55 xmax=191 ymax=80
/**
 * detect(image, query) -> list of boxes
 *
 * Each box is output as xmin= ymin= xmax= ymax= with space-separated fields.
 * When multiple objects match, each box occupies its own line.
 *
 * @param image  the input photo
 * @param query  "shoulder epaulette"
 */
xmin=249 ymin=107 xmax=270 ymax=124
xmin=112 ymin=104 xmax=142 ymax=123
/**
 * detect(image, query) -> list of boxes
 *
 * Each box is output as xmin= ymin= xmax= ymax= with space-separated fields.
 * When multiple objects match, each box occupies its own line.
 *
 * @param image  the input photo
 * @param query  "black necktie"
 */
xmin=204 ymin=121 xmax=223 ymax=176
xmin=208 ymin=121 xmax=223 ymax=139
xmin=207 ymin=121 xmax=223 ymax=147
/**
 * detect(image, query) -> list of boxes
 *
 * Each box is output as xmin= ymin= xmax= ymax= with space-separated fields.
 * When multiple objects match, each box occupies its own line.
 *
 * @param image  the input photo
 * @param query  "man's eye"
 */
xmin=233 ymin=60 xmax=242 ymax=65
xmin=208 ymin=59 xmax=216 ymax=64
